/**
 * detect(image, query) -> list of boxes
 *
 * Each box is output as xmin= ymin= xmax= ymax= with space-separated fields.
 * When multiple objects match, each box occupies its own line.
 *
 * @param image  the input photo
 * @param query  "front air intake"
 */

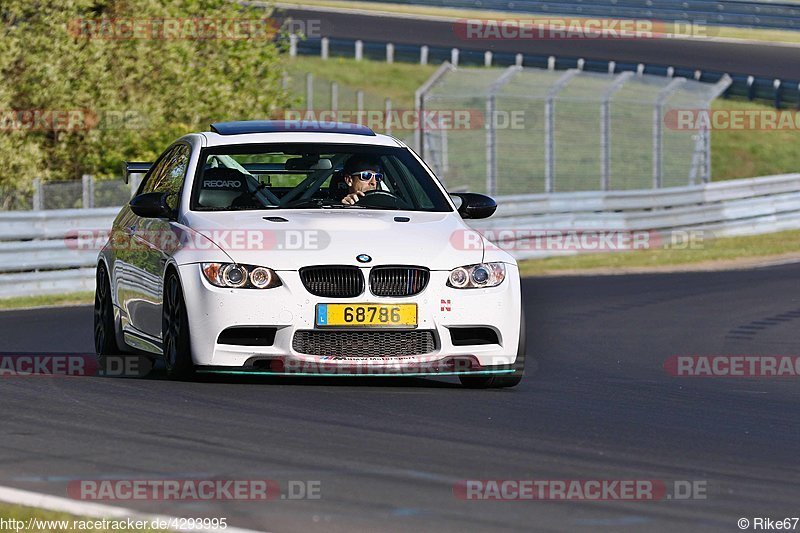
xmin=299 ymin=266 xmax=364 ymax=298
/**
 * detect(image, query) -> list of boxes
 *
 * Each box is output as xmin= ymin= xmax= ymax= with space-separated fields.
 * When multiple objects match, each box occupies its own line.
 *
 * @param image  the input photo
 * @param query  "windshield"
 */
xmin=190 ymin=143 xmax=452 ymax=212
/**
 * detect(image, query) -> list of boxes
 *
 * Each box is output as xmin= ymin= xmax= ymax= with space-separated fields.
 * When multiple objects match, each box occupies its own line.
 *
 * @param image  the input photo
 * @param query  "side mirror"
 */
xmin=130 ymin=192 xmax=173 ymax=219
xmin=451 ymin=193 xmax=497 ymax=219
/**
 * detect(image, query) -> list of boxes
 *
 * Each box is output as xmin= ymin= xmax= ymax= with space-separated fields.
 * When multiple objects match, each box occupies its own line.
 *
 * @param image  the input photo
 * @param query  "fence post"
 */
xmin=701 ymin=75 xmax=733 ymax=183
xmin=289 ymin=34 xmax=297 ymax=57
xmin=774 ymin=78 xmax=782 ymax=108
xmin=32 ymin=178 xmax=43 ymax=211
xmin=355 ymin=40 xmax=363 ymax=61
xmin=356 ymin=90 xmax=364 ymax=124
xmin=451 ymin=48 xmax=459 ymax=67
xmin=331 ymin=81 xmax=338 ymax=112
xmin=82 ymin=174 xmax=94 ymax=209
xmin=306 ymin=73 xmax=313 ymax=111
xmin=515 ymin=53 xmax=523 ymax=66
xmin=420 ymin=45 xmax=429 ymax=65
xmin=414 ymin=62 xmax=455 ymax=156
xmin=652 ymin=78 xmax=686 ymax=188
xmin=321 ymin=37 xmax=329 ymax=60
xmin=130 ymin=174 xmax=142 ymax=197
xmin=608 ymin=61 xmax=616 ymax=74
xmin=600 ymin=72 xmax=633 ymax=191
xmin=484 ymin=66 xmax=522 ymax=196
xmin=544 ymin=70 xmax=580 ymax=193
xmin=547 ymin=56 xmax=555 ymax=71
xmin=385 ymin=98 xmax=392 ymax=135
xmin=386 ymin=43 xmax=394 ymax=64
xmin=484 ymin=51 xmax=492 ymax=67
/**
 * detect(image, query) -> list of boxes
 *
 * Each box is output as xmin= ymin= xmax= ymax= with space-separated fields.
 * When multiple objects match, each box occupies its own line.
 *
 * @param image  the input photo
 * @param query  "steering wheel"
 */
xmin=357 ymin=190 xmax=409 ymax=209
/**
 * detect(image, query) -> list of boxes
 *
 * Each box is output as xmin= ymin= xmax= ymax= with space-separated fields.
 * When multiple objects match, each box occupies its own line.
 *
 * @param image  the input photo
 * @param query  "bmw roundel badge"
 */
xmin=356 ymin=254 xmax=372 ymax=263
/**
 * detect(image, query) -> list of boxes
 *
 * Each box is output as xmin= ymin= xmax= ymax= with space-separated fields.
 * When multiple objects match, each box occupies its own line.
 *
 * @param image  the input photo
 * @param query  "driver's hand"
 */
xmin=341 ymin=191 xmax=365 ymax=205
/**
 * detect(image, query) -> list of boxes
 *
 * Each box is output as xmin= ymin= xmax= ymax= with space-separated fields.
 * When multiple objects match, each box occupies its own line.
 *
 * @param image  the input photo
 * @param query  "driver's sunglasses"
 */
xmin=349 ymin=170 xmax=383 ymax=182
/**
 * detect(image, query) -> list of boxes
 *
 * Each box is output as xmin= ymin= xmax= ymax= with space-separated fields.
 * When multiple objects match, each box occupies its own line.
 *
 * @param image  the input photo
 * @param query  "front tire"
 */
xmin=460 ymin=309 xmax=527 ymax=389
xmin=94 ymin=264 xmax=119 ymax=359
xmin=163 ymin=271 xmax=195 ymax=381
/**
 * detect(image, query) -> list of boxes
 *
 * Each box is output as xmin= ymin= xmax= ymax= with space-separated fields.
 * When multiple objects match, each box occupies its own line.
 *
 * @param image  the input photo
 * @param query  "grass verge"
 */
xmin=276 ymin=0 xmax=800 ymax=45
xmin=517 ymin=229 xmax=800 ymax=276
xmin=0 ymin=292 xmax=94 ymax=311
xmin=0 ymin=503 xmax=161 ymax=533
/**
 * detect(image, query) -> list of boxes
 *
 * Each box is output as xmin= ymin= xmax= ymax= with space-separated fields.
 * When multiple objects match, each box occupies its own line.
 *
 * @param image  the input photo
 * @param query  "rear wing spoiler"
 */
xmin=123 ymin=161 xmax=152 ymax=184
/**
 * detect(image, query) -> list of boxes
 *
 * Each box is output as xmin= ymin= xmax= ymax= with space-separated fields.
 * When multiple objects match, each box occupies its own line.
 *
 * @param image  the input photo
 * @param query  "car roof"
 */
xmin=198 ymin=120 xmax=405 ymax=148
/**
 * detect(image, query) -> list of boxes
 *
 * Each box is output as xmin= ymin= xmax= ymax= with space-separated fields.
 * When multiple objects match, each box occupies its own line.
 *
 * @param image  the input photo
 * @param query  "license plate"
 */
xmin=316 ymin=303 xmax=417 ymax=327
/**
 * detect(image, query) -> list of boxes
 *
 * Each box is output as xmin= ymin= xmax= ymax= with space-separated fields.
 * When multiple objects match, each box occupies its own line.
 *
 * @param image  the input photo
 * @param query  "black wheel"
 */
xmin=163 ymin=271 xmax=195 ymax=380
xmin=460 ymin=309 xmax=527 ymax=389
xmin=94 ymin=264 xmax=119 ymax=359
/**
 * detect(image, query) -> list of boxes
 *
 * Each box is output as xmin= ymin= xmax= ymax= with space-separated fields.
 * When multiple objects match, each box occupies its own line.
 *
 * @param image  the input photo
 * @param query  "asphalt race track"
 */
xmin=281 ymin=7 xmax=800 ymax=80
xmin=2 ymin=265 xmax=800 ymax=532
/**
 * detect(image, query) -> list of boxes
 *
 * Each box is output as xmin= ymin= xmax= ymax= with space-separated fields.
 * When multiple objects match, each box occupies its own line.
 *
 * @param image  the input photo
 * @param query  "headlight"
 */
xmin=447 ymin=263 xmax=505 ymax=289
xmin=202 ymin=263 xmax=282 ymax=289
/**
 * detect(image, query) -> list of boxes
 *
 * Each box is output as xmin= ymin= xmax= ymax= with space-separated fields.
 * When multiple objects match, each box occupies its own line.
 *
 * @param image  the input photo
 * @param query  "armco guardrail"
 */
xmin=1 ymin=173 xmax=800 ymax=298
xmin=295 ymin=37 xmax=800 ymax=108
xmin=352 ymin=0 xmax=800 ymax=30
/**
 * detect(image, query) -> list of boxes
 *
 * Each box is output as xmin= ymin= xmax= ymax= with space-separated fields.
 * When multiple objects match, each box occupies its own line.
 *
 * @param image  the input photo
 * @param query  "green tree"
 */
xmin=0 ymin=0 xmax=290 ymax=198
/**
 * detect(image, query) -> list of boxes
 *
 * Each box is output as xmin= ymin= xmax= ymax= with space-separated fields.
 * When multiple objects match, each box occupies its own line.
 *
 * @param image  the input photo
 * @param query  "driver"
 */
xmin=340 ymin=155 xmax=383 ymax=205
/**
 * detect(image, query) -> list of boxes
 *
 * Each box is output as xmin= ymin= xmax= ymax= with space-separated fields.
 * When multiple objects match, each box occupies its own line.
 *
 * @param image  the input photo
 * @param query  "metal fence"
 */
xmin=415 ymin=63 xmax=731 ymax=195
xmin=1 ymin=175 xmax=142 ymax=212
xmin=351 ymin=0 xmax=800 ymax=30
xmin=2 ymin=173 xmax=800 ymax=297
xmin=294 ymin=37 xmax=800 ymax=109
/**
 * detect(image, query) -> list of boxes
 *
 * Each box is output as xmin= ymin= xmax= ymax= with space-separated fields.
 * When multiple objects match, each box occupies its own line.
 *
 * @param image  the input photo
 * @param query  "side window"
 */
xmin=141 ymin=144 xmax=191 ymax=210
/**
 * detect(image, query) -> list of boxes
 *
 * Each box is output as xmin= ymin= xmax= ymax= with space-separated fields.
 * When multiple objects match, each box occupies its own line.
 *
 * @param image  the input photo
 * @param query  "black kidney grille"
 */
xmin=300 ymin=266 xmax=364 ymax=298
xmin=370 ymin=267 xmax=430 ymax=297
xmin=292 ymin=330 xmax=436 ymax=357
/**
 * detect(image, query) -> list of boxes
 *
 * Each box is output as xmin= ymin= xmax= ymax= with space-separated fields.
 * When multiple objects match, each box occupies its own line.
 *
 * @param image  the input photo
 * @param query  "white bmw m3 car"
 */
xmin=94 ymin=121 xmax=526 ymax=387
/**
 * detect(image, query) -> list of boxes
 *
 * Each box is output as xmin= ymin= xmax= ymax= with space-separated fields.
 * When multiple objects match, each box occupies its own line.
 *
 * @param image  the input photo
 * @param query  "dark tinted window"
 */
xmin=190 ymin=144 xmax=452 ymax=212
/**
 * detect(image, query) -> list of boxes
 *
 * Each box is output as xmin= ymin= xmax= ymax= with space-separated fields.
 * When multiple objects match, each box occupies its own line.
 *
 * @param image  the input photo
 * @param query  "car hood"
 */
xmin=182 ymin=209 xmax=485 ymax=270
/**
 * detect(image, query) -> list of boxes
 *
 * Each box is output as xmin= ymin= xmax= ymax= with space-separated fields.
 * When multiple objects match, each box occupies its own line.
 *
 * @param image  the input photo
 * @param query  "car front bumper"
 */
xmin=177 ymin=263 xmax=522 ymax=375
